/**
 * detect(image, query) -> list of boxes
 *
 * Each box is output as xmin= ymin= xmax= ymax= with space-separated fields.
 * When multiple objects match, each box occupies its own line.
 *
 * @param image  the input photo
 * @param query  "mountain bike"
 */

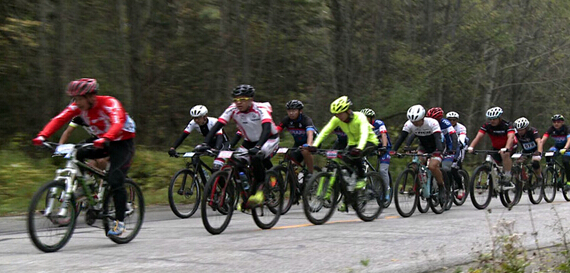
xmin=302 ymin=149 xmax=385 ymax=225
xmin=511 ymin=152 xmax=543 ymax=204
xmin=168 ymin=150 xmax=217 ymax=218
xmin=200 ymin=149 xmax=283 ymax=235
xmin=542 ymin=151 xmax=570 ymax=202
xmin=468 ymin=150 xmax=522 ymax=209
xmin=363 ymin=149 xmax=393 ymax=208
xmin=271 ymin=147 xmax=315 ymax=215
xmin=27 ymin=142 xmax=144 ymax=252
xmin=393 ymin=152 xmax=451 ymax=217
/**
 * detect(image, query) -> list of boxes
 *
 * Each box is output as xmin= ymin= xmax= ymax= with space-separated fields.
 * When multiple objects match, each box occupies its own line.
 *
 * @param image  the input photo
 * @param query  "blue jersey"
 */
xmin=438 ymin=118 xmax=456 ymax=151
xmin=277 ymin=114 xmax=317 ymax=146
xmin=371 ymin=119 xmax=392 ymax=148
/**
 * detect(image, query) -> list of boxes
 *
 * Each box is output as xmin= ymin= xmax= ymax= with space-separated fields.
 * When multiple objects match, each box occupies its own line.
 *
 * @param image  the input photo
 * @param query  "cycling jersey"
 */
xmin=401 ymin=117 xmax=442 ymax=151
xmin=438 ymin=118 xmax=457 ymax=150
xmin=313 ymin=112 xmax=379 ymax=150
xmin=453 ymin=122 xmax=469 ymax=146
xmin=371 ymin=119 xmax=392 ymax=148
xmin=184 ymin=117 xmax=226 ymax=137
xmin=276 ymin=114 xmax=317 ymax=146
xmin=515 ymin=127 xmax=540 ymax=152
xmin=332 ymin=127 xmax=348 ymax=149
xmin=478 ymin=120 xmax=516 ymax=150
xmin=69 ymin=116 xmax=97 ymax=137
xmin=39 ymin=96 xmax=136 ymax=141
xmin=218 ymin=101 xmax=278 ymax=142
xmin=543 ymin=125 xmax=570 ymax=149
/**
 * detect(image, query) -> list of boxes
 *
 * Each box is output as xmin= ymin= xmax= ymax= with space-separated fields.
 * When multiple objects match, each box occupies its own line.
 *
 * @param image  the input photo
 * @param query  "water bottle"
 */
xmin=238 ymin=172 xmax=250 ymax=191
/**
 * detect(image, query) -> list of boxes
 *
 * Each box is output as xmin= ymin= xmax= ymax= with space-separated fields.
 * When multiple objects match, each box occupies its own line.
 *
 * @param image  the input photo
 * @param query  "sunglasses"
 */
xmin=233 ymin=97 xmax=252 ymax=102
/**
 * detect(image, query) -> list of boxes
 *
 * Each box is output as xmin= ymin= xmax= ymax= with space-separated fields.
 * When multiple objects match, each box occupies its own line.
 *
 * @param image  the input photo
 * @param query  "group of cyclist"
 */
xmin=31 ymin=78 xmax=570 ymax=236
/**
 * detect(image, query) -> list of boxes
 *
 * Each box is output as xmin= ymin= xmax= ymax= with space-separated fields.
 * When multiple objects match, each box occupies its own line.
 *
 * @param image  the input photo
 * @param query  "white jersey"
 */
xmin=402 ymin=117 xmax=441 ymax=136
xmin=453 ymin=122 xmax=468 ymax=146
xmin=184 ymin=117 xmax=223 ymax=136
xmin=218 ymin=101 xmax=278 ymax=142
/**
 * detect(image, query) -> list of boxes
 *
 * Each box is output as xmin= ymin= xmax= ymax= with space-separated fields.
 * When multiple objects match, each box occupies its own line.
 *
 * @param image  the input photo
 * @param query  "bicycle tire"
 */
xmin=252 ymin=170 xmax=283 ymax=229
xmin=27 ymin=180 xmax=77 ymax=252
xmin=527 ymin=171 xmax=543 ymax=204
xmin=499 ymin=166 xmax=523 ymax=208
xmin=168 ymin=169 xmax=201 ymax=218
xmin=104 ymin=179 xmax=145 ymax=244
xmin=353 ymin=171 xmax=384 ymax=221
xmin=452 ymin=169 xmax=469 ymax=206
xmin=394 ymin=169 xmax=418 ymax=217
xmin=271 ymin=165 xmax=295 ymax=215
xmin=470 ymin=165 xmax=493 ymax=210
xmin=417 ymin=173 xmax=429 ymax=214
xmin=201 ymin=170 xmax=235 ymax=234
xmin=428 ymin=177 xmax=446 ymax=214
xmin=542 ymin=167 xmax=557 ymax=203
xmin=302 ymin=171 xmax=337 ymax=225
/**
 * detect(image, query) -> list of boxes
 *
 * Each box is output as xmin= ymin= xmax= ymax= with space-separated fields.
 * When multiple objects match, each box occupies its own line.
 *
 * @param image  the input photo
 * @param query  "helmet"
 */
xmin=360 ymin=108 xmax=376 ymax=118
xmin=190 ymin=105 xmax=208 ymax=118
xmin=407 ymin=105 xmax=426 ymax=122
xmin=330 ymin=96 xmax=352 ymax=114
xmin=66 ymin=78 xmax=98 ymax=96
xmin=426 ymin=107 xmax=444 ymax=120
xmin=286 ymin=100 xmax=304 ymax=110
xmin=446 ymin=111 xmax=459 ymax=119
xmin=485 ymin=107 xmax=503 ymax=119
xmin=232 ymin=84 xmax=255 ymax=97
xmin=552 ymin=114 xmax=565 ymax=121
xmin=513 ymin=117 xmax=530 ymax=130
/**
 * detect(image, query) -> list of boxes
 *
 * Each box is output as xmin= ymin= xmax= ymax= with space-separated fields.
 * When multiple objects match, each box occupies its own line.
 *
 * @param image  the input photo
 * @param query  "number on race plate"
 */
xmin=183 ymin=152 xmax=195 ymax=158
xmin=277 ymin=147 xmax=289 ymax=154
xmin=218 ymin=150 xmax=234 ymax=159
xmin=326 ymin=150 xmax=338 ymax=159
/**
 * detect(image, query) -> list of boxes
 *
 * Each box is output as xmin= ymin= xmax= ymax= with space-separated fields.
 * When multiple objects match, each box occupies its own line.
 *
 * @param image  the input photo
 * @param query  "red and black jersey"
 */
xmin=479 ymin=120 xmax=516 ymax=149
xmin=515 ymin=127 xmax=540 ymax=152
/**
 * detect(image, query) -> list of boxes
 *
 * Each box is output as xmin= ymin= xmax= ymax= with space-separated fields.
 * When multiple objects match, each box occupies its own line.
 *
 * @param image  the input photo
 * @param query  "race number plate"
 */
xmin=54 ymin=144 xmax=74 ymax=157
xmin=277 ymin=147 xmax=289 ymax=154
xmin=183 ymin=152 xmax=195 ymax=158
xmin=218 ymin=150 xmax=234 ymax=159
xmin=545 ymin=152 xmax=555 ymax=157
xmin=511 ymin=153 xmax=522 ymax=159
xmin=326 ymin=150 xmax=338 ymax=159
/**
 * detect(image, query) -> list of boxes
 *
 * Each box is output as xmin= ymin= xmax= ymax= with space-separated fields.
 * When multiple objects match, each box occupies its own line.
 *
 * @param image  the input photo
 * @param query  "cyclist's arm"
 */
xmin=203 ymin=121 xmax=224 ymax=145
xmin=58 ymin=125 xmax=77 ymax=144
xmin=380 ymin=132 xmax=388 ymax=148
xmin=313 ymin=117 xmax=338 ymax=147
xmin=229 ymin=132 xmax=242 ymax=148
xmin=405 ymin=133 xmax=416 ymax=147
xmin=306 ymin=129 xmax=315 ymax=146
xmin=434 ymin=132 xmax=444 ymax=152
xmin=536 ymin=137 xmax=543 ymax=154
xmin=38 ymin=105 xmax=80 ymax=138
xmin=468 ymin=131 xmax=486 ymax=149
xmin=357 ymin=115 xmax=370 ymax=150
xmin=255 ymin=122 xmax=273 ymax=148
xmin=214 ymin=134 xmax=225 ymax=150
xmin=450 ymin=132 xmax=458 ymax=151
xmin=392 ymin=131 xmax=410 ymax=152
xmin=505 ymin=131 xmax=515 ymax=150
xmin=171 ymin=132 xmax=190 ymax=149
xmin=564 ymin=134 xmax=570 ymax=150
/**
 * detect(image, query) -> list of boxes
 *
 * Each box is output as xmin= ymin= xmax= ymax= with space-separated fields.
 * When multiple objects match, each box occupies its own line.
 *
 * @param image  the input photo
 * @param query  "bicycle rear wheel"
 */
xmin=500 ymin=167 xmax=523 ymax=208
xmin=252 ymin=170 xmax=283 ymax=229
xmin=542 ymin=167 xmax=557 ymax=203
xmin=394 ymin=169 xmax=418 ymax=217
xmin=302 ymin=171 xmax=337 ymax=225
xmin=27 ymin=180 xmax=77 ymax=252
xmin=104 ymin=179 xmax=145 ymax=244
xmin=353 ymin=172 xmax=384 ymax=221
xmin=470 ymin=165 xmax=493 ymax=209
xmin=452 ymin=169 xmax=469 ymax=206
xmin=271 ymin=165 xmax=294 ymax=215
xmin=168 ymin=169 xmax=201 ymax=218
xmin=527 ymin=171 xmax=543 ymax=204
xmin=201 ymin=170 xmax=235 ymax=234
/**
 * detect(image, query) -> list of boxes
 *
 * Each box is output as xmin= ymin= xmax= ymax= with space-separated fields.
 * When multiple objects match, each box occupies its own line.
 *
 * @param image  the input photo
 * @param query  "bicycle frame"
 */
xmin=544 ymin=151 xmax=565 ymax=187
xmin=176 ymin=151 xmax=215 ymax=185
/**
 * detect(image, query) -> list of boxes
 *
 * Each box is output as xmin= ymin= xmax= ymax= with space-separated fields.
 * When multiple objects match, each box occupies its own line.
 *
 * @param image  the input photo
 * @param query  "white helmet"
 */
xmin=486 ymin=107 xmax=503 ymax=119
xmin=407 ymin=105 xmax=426 ymax=122
xmin=190 ymin=105 xmax=208 ymax=118
xmin=514 ymin=117 xmax=530 ymax=130
xmin=446 ymin=111 xmax=459 ymax=119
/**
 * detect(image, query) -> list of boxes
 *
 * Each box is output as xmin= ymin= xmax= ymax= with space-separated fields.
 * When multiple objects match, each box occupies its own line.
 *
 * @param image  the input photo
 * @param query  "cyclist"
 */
xmin=446 ymin=111 xmax=469 ymax=198
xmin=59 ymin=116 xmax=109 ymax=171
xmin=390 ymin=105 xmax=446 ymax=193
xmin=32 ymin=78 xmax=136 ymax=237
xmin=168 ymin=104 xmax=228 ymax=171
xmin=513 ymin=117 xmax=543 ymax=180
xmin=540 ymin=114 xmax=570 ymax=189
xmin=310 ymin=96 xmax=379 ymax=212
xmin=467 ymin=107 xmax=517 ymax=185
xmin=360 ymin=108 xmax=392 ymax=200
xmin=332 ymin=127 xmax=348 ymax=150
xmin=276 ymin=100 xmax=316 ymax=178
xmin=195 ymin=85 xmax=279 ymax=208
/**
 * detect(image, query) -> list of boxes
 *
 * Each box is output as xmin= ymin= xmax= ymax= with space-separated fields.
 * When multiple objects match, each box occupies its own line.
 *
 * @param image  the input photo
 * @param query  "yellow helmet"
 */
xmin=330 ymin=96 xmax=352 ymax=114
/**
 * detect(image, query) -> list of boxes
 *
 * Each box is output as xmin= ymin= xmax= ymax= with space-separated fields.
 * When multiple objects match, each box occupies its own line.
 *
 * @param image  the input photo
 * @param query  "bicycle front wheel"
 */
xmin=470 ymin=165 xmax=493 ymax=209
xmin=452 ymin=169 xmax=470 ymax=206
xmin=271 ymin=165 xmax=294 ymax=215
xmin=394 ymin=169 xmax=418 ymax=217
xmin=168 ymin=169 xmax=201 ymax=218
xmin=542 ymin=167 xmax=557 ymax=203
xmin=27 ymin=180 xmax=77 ymax=252
xmin=428 ymin=177 xmax=446 ymax=214
xmin=527 ymin=171 xmax=543 ymax=204
xmin=104 ymin=179 xmax=145 ymax=244
xmin=252 ymin=170 xmax=283 ymax=229
xmin=302 ymin=171 xmax=337 ymax=225
xmin=201 ymin=170 xmax=235 ymax=234
xmin=353 ymin=171 xmax=384 ymax=221
xmin=499 ymin=167 xmax=523 ymax=208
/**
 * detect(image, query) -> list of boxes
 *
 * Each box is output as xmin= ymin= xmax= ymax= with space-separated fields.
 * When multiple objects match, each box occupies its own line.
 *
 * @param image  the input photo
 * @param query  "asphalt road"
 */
xmin=1 ymin=195 xmax=570 ymax=273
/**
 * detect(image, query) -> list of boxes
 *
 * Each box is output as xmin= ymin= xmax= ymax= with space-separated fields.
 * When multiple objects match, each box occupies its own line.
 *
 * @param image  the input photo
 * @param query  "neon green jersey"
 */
xmin=313 ymin=111 xmax=379 ymax=150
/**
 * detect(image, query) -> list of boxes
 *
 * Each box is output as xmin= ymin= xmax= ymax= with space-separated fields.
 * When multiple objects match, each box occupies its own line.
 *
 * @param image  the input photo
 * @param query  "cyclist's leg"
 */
xmin=106 ymin=139 xmax=135 ymax=223
xmin=301 ymin=148 xmax=314 ymax=174
xmin=379 ymin=149 xmax=391 ymax=190
xmin=428 ymin=154 xmax=444 ymax=188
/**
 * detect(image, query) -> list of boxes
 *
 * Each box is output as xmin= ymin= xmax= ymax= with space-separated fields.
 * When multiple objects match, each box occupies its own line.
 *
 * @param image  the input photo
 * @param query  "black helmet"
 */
xmin=232 ymin=84 xmax=255 ymax=97
xmin=286 ymin=100 xmax=304 ymax=110
xmin=552 ymin=114 xmax=565 ymax=121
